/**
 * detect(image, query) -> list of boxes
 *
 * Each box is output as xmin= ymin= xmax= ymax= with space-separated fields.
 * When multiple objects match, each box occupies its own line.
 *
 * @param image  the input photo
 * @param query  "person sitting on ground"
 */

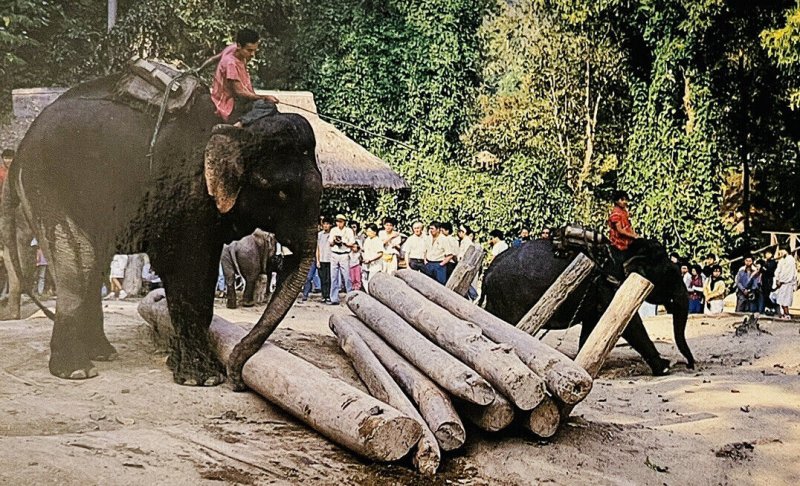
xmin=703 ymin=265 xmax=726 ymax=315
xmin=209 ymin=28 xmax=279 ymax=127
xmin=424 ymin=222 xmax=453 ymax=285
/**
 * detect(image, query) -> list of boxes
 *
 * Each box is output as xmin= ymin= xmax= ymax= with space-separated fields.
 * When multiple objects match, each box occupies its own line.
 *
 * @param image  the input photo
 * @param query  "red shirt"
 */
xmin=608 ymin=205 xmax=634 ymax=251
xmin=210 ymin=44 xmax=254 ymax=121
xmin=0 ymin=165 xmax=7 ymax=187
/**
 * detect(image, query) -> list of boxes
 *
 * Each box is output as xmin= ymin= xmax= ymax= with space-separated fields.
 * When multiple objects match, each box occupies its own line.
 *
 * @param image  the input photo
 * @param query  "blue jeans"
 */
xmin=302 ymin=263 xmax=319 ymax=298
xmin=330 ymin=253 xmax=352 ymax=303
xmin=425 ymin=261 xmax=447 ymax=285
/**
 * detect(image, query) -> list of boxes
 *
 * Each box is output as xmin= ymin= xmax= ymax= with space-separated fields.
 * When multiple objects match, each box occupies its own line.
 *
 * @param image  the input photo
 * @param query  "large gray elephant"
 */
xmin=220 ymin=229 xmax=278 ymax=308
xmin=0 ymin=206 xmax=36 ymax=319
xmin=0 ymin=72 xmax=322 ymax=390
xmin=481 ymin=238 xmax=694 ymax=375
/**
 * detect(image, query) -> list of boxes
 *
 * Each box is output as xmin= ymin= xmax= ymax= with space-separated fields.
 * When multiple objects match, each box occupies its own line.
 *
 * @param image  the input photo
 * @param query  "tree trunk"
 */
xmin=395 ymin=269 xmax=592 ymax=406
xmin=456 ymin=395 xmax=514 ymax=432
xmin=523 ymin=395 xmax=560 ymax=438
xmin=445 ymin=244 xmax=484 ymax=297
xmin=334 ymin=314 xmax=466 ymax=452
xmin=330 ymin=315 xmax=440 ymax=474
xmin=366 ymin=272 xmax=545 ymax=411
xmin=137 ymin=288 xmax=173 ymax=349
xmin=345 ymin=291 xmax=495 ymax=406
xmin=123 ymin=253 xmax=145 ymax=296
xmin=558 ymin=274 xmax=654 ymax=421
xmin=211 ymin=315 xmax=423 ymax=462
xmin=515 ymin=253 xmax=595 ymax=335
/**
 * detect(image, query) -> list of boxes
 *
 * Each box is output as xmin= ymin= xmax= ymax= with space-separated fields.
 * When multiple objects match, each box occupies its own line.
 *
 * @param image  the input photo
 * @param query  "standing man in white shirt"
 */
xmin=328 ymin=214 xmax=356 ymax=304
xmin=402 ymin=221 xmax=427 ymax=272
xmin=440 ymin=222 xmax=460 ymax=280
xmin=488 ymin=229 xmax=509 ymax=265
xmin=379 ymin=217 xmax=403 ymax=274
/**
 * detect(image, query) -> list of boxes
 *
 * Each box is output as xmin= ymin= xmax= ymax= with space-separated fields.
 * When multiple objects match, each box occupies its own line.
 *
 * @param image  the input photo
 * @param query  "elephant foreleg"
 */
xmin=621 ymin=315 xmax=670 ymax=375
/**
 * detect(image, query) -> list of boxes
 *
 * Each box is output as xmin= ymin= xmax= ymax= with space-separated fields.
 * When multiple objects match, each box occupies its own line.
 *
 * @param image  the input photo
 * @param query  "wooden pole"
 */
xmin=366 ymin=272 xmax=546 ymax=411
xmin=574 ymin=273 xmax=654 ymax=377
xmin=516 ymin=253 xmax=595 ymax=335
xmin=558 ymin=273 xmax=654 ymax=421
xmin=445 ymin=243 xmax=484 ymax=297
xmin=345 ymin=291 xmax=496 ymax=406
xmin=137 ymin=289 xmax=173 ymax=349
xmin=334 ymin=315 xmax=466 ymax=452
xmin=456 ymin=395 xmax=515 ymax=432
xmin=138 ymin=296 xmax=423 ymax=462
xmin=523 ymin=395 xmax=560 ymax=438
xmin=330 ymin=315 xmax=439 ymax=474
xmin=395 ymin=270 xmax=593 ymax=406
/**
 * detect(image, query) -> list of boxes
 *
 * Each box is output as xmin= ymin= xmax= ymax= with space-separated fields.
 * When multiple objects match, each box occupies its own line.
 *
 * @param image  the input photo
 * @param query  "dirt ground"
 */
xmin=1 ymin=293 xmax=799 ymax=486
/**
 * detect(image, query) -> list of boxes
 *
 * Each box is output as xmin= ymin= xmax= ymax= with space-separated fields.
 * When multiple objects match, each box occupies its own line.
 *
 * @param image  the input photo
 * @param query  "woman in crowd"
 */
xmin=771 ymin=249 xmax=797 ymax=320
xmin=688 ymin=264 xmax=705 ymax=314
xmin=703 ymin=265 xmax=726 ymax=315
xmin=361 ymin=224 xmax=384 ymax=293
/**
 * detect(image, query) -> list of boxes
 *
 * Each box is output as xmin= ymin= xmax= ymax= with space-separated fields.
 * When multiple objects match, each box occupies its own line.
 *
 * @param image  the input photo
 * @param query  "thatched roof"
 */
xmin=256 ymin=90 xmax=408 ymax=191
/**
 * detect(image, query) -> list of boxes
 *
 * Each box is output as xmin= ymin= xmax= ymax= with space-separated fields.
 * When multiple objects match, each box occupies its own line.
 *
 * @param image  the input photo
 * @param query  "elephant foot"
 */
xmin=226 ymin=300 xmax=237 ymax=309
xmin=170 ymin=350 xmax=225 ymax=387
xmin=87 ymin=339 xmax=119 ymax=362
xmin=226 ymin=365 xmax=247 ymax=392
xmin=647 ymin=357 xmax=671 ymax=376
xmin=242 ymin=301 xmax=255 ymax=308
xmin=49 ymin=350 xmax=98 ymax=380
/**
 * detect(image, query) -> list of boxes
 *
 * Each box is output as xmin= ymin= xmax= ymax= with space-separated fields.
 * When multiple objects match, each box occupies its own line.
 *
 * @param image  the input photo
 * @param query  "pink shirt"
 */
xmin=211 ymin=44 xmax=254 ymax=121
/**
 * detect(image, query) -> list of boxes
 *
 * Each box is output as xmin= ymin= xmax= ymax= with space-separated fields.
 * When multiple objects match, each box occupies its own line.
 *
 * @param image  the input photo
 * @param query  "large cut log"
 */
xmin=456 ymin=394 xmax=515 ymax=432
xmin=122 ymin=253 xmax=146 ymax=297
xmin=516 ymin=253 xmax=595 ymax=335
xmin=574 ymin=273 xmax=654 ymax=377
xmin=335 ymin=315 xmax=466 ymax=451
xmin=137 ymin=296 xmax=422 ymax=462
xmin=137 ymin=289 xmax=174 ymax=349
xmin=395 ymin=270 xmax=592 ymax=406
xmin=445 ymin=243 xmax=484 ymax=297
xmin=523 ymin=395 xmax=560 ymax=438
xmin=330 ymin=316 xmax=440 ymax=474
xmin=366 ymin=272 xmax=545 ymax=411
xmin=559 ymin=273 xmax=654 ymax=420
xmin=346 ymin=291 xmax=495 ymax=406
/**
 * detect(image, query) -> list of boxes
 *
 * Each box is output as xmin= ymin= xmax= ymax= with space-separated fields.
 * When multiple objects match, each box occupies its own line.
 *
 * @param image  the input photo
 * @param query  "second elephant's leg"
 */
xmin=241 ymin=274 xmax=257 ymax=307
xmin=621 ymin=315 xmax=670 ymax=375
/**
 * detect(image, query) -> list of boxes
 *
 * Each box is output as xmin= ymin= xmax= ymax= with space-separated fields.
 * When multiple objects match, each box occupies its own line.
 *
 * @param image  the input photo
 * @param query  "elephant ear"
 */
xmin=204 ymin=128 xmax=246 ymax=214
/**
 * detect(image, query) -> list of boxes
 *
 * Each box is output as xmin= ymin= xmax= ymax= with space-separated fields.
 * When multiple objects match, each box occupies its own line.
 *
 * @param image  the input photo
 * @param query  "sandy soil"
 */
xmin=1 ymin=293 xmax=798 ymax=486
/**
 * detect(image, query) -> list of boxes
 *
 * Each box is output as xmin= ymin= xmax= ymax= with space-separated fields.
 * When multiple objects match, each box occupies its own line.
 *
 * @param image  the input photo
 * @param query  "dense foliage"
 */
xmin=3 ymin=0 xmax=800 ymax=259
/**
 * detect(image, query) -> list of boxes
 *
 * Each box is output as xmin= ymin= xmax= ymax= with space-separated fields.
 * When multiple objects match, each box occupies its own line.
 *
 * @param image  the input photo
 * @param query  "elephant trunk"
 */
xmin=226 ymin=220 xmax=317 ymax=390
xmin=671 ymin=289 xmax=694 ymax=369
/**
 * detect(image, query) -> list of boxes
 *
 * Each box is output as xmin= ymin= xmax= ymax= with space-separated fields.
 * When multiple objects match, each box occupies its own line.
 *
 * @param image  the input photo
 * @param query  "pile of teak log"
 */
xmin=138 ymin=251 xmax=654 ymax=476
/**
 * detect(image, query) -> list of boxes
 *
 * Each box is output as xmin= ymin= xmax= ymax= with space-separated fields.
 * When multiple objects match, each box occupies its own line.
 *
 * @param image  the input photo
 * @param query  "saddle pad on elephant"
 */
xmin=114 ymin=58 xmax=202 ymax=115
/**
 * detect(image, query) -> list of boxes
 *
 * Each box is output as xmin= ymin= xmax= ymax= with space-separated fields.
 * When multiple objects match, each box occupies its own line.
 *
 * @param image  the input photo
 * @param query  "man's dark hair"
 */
xmin=441 ymin=222 xmax=453 ymax=233
xmin=669 ymin=252 xmax=680 ymax=259
xmin=365 ymin=223 xmax=379 ymax=232
xmin=489 ymin=229 xmax=504 ymax=239
xmin=236 ymin=28 xmax=260 ymax=46
xmin=743 ymin=254 xmax=754 ymax=261
xmin=705 ymin=253 xmax=717 ymax=260
xmin=459 ymin=224 xmax=474 ymax=237
xmin=429 ymin=221 xmax=441 ymax=230
xmin=321 ymin=216 xmax=332 ymax=225
xmin=711 ymin=264 xmax=722 ymax=273
xmin=349 ymin=220 xmax=360 ymax=231
xmin=2 ymin=149 xmax=14 ymax=159
xmin=383 ymin=217 xmax=398 ymax=226
xmin=612 ymin=190 xmax=629 ymax=201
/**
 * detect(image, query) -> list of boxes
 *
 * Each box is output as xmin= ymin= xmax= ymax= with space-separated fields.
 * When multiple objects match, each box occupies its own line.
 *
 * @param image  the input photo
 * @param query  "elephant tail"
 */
xmin=1 ymin=167 xmax=55 ymax=320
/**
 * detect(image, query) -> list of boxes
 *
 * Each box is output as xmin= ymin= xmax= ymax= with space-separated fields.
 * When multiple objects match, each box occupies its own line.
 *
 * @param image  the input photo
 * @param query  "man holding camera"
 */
xmin=328 ymin=214 xmax=356 ymax=305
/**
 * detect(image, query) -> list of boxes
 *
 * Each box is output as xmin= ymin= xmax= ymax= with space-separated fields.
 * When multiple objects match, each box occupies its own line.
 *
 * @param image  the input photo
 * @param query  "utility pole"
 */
xmin=108 ymin=0 xmax=117 ymax=32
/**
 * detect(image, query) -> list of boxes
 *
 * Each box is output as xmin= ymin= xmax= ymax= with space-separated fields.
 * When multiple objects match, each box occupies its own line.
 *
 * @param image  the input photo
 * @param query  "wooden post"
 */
xmin=138 ymin=296 xmax=423 ymax=462
xmin=446 ymin=244 xmax=484 ymax=296
xmin=367 ymin=272 xmax=546 ymax=411
xmin=574 ymin=273 xmax=654 ymax=377
xmin=122 ymin=253 xmax=145 ymax=297
xmin=523 ymin=395 xmax=560 ymax=438
xmin=557 ymin=273 xmax=655 ymax=422
xmin=516 ymin=253 xmax=595 ymax=335
xmin=137 ymin=289 xmax=173 ymax=349
xmin=330 ymin=315 xmax=439 ymax=474
xmin=334 ymin=315 xmax=466 ymax=452
xmin=456 ymin=395 xmax=515 ymax=432
xmin=346 ymin=291 xmax=496 ymax=406
xmin=395 ymin=269 xmax=593 ymax=406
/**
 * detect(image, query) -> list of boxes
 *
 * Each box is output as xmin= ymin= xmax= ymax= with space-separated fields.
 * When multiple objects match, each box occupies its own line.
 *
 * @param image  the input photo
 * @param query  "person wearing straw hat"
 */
xmin=771 ymin=249 xmax=797 ymax=320
xmin=328 ymin=214 xmax=356 ymax=305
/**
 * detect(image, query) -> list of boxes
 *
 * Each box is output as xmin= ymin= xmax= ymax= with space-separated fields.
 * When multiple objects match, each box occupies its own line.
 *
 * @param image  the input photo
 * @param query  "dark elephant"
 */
xmin=220 ymin=228 xmax=278 ymax=308
xmin=482 ymin=238 xmax=694 ymax=375
xmin=0 ymin=73 xmax=322 ymax=389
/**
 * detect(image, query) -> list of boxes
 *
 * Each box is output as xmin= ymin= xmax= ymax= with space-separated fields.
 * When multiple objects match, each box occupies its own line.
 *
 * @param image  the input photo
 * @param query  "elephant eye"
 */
xmin=251 ymin=173 xmax=270 ymax=188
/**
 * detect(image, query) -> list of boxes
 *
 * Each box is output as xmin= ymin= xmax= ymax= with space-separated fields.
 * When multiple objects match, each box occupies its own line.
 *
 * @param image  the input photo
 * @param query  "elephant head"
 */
xmin=204 ymin=115 xmax=322 ymax=389
xmin=622 ymin=238 xmax=695 ymax=369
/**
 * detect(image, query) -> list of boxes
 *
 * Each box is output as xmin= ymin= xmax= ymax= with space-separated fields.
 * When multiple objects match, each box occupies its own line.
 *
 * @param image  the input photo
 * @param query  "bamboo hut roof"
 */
xmin=256 ymin=90 xmax=408 ymax=191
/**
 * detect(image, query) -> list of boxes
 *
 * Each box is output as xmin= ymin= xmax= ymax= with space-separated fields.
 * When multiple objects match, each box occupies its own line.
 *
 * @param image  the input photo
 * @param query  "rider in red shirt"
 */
xmin=607 ymin=190 xmax=639 ymax=276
